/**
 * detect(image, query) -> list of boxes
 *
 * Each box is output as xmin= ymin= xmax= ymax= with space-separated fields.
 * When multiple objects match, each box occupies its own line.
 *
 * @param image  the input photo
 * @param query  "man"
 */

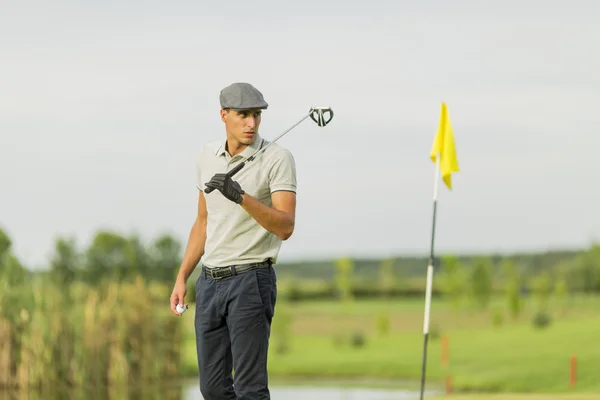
xmin=169 ymin=82 xmax=297 ymax=400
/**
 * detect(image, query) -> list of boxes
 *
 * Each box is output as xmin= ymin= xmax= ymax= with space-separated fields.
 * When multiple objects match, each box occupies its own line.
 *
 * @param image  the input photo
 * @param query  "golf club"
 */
xmin=204 ymin=106 xmax=334 ymax=194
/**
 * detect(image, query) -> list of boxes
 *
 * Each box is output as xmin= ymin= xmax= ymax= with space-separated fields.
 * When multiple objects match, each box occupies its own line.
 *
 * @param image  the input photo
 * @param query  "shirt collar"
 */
xmin=215 ymin=133 xmax=265 ymax=160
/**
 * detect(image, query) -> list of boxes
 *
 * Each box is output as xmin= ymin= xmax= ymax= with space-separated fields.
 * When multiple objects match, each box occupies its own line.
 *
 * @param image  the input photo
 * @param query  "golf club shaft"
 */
xmin=204 ymin=111 xmax=313 ymax=194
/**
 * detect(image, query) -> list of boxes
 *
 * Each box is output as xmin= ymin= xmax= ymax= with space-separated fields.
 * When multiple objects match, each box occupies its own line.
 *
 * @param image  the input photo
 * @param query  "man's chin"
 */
xmin=240 ymin=134 xmax=256 ymax=144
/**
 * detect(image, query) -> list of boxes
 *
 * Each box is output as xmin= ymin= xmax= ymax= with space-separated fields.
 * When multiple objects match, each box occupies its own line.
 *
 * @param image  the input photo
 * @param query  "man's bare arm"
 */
xmin=176 ymin=191 xmax=208 ymax=284
xmin=240 ymin=191 xmax=296 ymax=241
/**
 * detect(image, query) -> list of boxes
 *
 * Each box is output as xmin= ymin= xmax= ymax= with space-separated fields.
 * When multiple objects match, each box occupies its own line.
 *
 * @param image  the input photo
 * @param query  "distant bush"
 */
xmin=532 ymin=311 xmax=552 ymax=329
xmin=350 ymin=331 xmax=366 ymax=348
xmin=331 ymin=331 xmax=367 ymax=349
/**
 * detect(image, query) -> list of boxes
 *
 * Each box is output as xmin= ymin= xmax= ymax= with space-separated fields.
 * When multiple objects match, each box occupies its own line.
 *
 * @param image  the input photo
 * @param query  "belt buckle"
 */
xmin=210 ymin=267 xmax=232 ymax=280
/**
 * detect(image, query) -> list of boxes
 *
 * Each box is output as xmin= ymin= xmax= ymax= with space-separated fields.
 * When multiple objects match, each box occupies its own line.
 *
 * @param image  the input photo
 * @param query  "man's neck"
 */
xmin=225 ymin=138 xmax=248 ymax=157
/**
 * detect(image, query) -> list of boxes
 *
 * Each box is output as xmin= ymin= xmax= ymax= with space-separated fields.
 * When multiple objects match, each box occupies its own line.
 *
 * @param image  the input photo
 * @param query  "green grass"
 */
xmin=180 ymin=294 xmax=600 ymax=394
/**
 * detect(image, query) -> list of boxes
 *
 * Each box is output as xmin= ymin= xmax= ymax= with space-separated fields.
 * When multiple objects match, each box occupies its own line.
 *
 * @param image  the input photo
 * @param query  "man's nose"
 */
xmin=246 ymin=116 xmax=257 ymax=129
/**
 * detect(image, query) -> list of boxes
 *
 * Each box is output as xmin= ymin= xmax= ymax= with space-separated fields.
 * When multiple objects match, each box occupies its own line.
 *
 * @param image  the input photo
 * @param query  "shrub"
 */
xmin=532 ymin=311 xmax=552 ymax=329
xmin=350 ymin=331 xmax=366 ymax=348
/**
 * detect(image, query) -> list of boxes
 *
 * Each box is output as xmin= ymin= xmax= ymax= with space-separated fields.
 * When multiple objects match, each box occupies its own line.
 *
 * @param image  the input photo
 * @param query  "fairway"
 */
xmin=180 ymin=294 xmax=600 ymax=394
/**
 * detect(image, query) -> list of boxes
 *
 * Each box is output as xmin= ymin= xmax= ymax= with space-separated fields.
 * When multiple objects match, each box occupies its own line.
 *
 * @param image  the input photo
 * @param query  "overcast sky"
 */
xmin=1 ymin=0 xmax=599 ymax=269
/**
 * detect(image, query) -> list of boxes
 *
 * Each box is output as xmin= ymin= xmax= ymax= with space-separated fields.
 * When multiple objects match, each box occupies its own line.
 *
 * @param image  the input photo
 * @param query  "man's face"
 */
xmin=221 ymin=108 xmax=262 ymax=146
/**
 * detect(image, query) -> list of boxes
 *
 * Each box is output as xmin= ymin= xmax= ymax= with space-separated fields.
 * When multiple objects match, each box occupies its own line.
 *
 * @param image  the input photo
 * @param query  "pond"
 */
xmin=181 ymin=378 xmax=442 ymax=400
xmin=0 ymin=378 xmax=441 ymax=399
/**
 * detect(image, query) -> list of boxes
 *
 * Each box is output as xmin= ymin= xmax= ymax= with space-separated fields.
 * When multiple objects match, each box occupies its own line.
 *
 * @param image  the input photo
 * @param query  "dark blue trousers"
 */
xmin=194 ymin=264 xmax=277 ymax=400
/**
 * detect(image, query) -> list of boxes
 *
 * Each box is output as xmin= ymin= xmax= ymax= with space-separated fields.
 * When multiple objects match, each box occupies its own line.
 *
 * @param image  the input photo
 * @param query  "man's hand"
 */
xmin=205 ymin=173 xmax=245 ymax=204
xmin=170 ymin=279 xmax=188 ymax=316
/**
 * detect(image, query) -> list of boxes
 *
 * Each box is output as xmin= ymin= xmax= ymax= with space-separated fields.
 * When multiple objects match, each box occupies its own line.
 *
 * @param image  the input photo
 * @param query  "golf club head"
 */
xmin=310 ymin=107 xmax=334 ymax=127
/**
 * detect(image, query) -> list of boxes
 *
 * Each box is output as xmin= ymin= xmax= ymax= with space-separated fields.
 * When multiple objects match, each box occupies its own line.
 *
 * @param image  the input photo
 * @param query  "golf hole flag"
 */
xmin=430 ymin=102 xmax=459 ymax=190
xmin=418 ymin=102 xmax=460 ymax=400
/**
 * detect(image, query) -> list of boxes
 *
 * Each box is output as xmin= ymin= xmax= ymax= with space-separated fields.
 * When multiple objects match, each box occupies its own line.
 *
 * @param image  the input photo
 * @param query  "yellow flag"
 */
xmin=430 ymin=102 xmax=460 ymax=190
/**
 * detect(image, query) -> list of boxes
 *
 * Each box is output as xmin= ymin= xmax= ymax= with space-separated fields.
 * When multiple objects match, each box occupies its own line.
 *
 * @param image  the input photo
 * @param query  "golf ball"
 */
xmin=176 ymin=304 xmax=188 ymax=314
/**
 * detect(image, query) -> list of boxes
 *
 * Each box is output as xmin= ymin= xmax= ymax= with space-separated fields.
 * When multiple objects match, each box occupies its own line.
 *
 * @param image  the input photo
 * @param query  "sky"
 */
xmin=1 ymin=0 xmax=599 ymax=269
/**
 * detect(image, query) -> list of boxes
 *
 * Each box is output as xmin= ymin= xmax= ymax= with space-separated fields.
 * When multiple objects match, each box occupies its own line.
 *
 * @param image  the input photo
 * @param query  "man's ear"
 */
xmin=220 ymin=108 xmax=229 ymax=122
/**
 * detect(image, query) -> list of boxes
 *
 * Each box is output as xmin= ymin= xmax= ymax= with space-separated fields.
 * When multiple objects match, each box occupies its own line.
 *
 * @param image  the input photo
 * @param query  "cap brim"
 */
xmin=226 ymin=105 xmax=269 ymax=111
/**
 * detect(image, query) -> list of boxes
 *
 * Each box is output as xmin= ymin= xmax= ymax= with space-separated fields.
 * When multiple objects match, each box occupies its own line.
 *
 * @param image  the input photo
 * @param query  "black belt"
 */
xmin=203 ymin=259 xmax=272 ymax=280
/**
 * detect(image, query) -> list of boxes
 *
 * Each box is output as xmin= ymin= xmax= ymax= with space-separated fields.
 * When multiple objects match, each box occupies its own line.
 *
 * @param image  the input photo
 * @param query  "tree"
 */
xmin=0 ymin=228 xmax=11 ymax=261
xmin=439 ymin=254 xmax=466 ymax=310
xmin=501 ymin=259 xmax=523 ymax=320
xmin=84 ymin=231 xmax=128 ymax=283
xmin=83 ymin=231 xmax=153 ymax=283
xmin=569 ymin=243 xmax=600 ymax=293
xmin=0 ymin=228 xmax=32 ymax=378
xmin=533 ymin=270 xmax=552 ymax=313
xmin=378 ymin=258 xmax=396 ymax=298
xmin=469 ymin=256 xmax=493 ymax=310
xmin=335 ymin=257 xmax=354 ymax=304
xmin=0 ymin=228 xmax=29 ymax=286
xmin=148 ymin=234 xmax=182 ymax=282
xmin=49 ymin=236 xmax=80 ymax=288
xmin=123 ymin=234 xmax=150 ymax=279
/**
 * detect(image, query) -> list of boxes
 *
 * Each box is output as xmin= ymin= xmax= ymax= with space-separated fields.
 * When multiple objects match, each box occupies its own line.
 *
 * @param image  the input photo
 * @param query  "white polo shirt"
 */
xmin=195 ymin=133 xmax=297 ymax=268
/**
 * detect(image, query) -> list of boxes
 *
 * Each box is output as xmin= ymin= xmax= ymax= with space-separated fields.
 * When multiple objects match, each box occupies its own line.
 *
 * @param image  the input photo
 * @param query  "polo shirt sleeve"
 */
xmin=268 ymin=148 xmax=297 ymax=193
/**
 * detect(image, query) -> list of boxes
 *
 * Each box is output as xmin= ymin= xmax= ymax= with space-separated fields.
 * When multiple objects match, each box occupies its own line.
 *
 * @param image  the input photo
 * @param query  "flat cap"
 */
xmin=219 ymin=82 xmax=269 ymax=111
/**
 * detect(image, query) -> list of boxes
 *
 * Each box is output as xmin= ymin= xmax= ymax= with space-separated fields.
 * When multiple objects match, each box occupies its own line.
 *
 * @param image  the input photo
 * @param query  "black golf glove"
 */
xmin=205 ymin=173 xmax=245 ymax=204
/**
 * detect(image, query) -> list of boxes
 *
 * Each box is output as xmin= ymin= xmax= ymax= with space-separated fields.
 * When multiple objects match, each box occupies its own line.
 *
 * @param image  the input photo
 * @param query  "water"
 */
xmin=182 ymin=385 xmax=435 ymax=400
xmin=181 ymin=379 xmax=440 ymax=400
xmin=0 ymin=379 xmax=440 ymax=400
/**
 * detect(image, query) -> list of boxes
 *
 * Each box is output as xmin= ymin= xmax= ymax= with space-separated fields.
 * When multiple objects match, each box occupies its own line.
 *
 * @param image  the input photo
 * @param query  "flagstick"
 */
xmin=419 ymin=153 xmax=441 ymax=400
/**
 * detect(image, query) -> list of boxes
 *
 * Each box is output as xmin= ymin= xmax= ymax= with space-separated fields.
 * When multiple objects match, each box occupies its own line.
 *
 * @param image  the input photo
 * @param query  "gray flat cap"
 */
xmin=219 ymin=82 xmax=269 ymax=111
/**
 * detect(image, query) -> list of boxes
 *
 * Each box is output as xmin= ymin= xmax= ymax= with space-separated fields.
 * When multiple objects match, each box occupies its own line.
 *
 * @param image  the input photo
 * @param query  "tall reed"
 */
xmin=0 ymin=274 xmax=183 ymax=396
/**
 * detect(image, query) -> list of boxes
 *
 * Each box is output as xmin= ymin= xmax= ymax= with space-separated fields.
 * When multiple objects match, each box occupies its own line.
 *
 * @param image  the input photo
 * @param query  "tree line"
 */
xmin=1 ymin=226 xmax=599 ymax=300
xmin=0 ymin=228 xmax=181 ymax=288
